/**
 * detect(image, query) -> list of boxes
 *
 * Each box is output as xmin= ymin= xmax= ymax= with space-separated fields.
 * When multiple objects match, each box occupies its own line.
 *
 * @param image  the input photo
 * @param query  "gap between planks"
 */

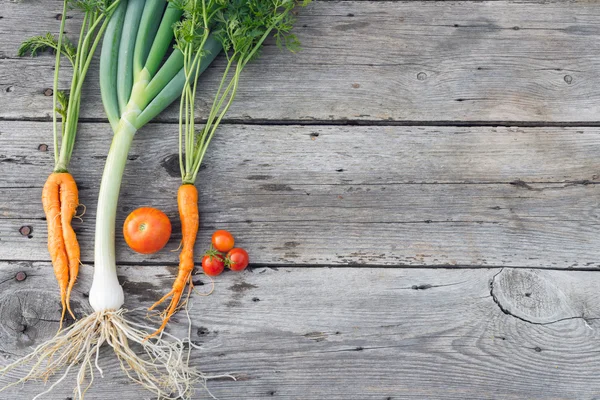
xmin=7 ymin=116 xmax=600 ymax=128
xmin=3 ymin=259 xmax=600 ymax=272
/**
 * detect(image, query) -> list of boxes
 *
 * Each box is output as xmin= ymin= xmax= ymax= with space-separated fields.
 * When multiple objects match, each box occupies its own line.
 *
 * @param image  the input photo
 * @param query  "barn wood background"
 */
xmin=1 ymin=1 xmax=600 ymax=399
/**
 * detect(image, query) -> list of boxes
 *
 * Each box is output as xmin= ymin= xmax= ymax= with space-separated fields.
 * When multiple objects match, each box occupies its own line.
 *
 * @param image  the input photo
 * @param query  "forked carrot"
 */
xmin=148 ymin=184 xmax=198 ymax=338
xmin=18 ymin=0 xmax=98 ymax=326
xmin=42 ymin=172 xmax=80 ymax=323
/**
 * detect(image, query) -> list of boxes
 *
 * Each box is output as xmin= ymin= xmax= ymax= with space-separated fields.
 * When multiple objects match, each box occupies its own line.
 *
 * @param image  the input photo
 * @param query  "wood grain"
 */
xmin=0 ymin=262 xmax=599 ymax=399
xmin=3 ymin=1 xmax=600 ymax=122
xmin=1 ymin=122 xmax=600 ymax=268
xmin=2 ymin=1 xmax=600 ymax=399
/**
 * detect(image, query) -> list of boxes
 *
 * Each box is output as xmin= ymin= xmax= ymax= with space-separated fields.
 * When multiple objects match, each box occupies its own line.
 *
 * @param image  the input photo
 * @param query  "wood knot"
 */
xmin=492 ymin=269 xmax=576 ymax=324
xmin=0 ymin=290 xmax=65 ymax=350
xmin=160 ymin=154 xmax=181 ymax=178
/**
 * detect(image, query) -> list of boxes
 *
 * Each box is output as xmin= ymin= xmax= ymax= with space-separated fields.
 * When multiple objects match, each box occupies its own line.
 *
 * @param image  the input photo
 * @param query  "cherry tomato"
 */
xmin=202 ymin=254 xmax=225 ymax=276
xmin=123 ymin=207 xmax=171 ymax=254
xmin=211 ymin=230 xmax=235 ymax=253
xmin=227 ymin=248 xmax=249 ymax=271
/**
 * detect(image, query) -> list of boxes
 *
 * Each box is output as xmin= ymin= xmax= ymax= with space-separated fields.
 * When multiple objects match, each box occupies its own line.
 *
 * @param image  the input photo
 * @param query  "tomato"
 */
xmin=202 ymin=254 xmax=225 ymax=276
xmin=227 ymin=248 xmax=249 ymax=271
xmin=123 ymin=207 xmax=171 ymax=254
xmin=211 ymin=230 xmax=235 ymax=252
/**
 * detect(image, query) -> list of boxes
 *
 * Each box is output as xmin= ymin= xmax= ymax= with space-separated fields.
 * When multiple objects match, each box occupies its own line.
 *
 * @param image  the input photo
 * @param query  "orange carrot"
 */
xmin=148 ymin=184 xmax=198 ymax=338
xmin=42 ymin=172 xmax=80 ymax=324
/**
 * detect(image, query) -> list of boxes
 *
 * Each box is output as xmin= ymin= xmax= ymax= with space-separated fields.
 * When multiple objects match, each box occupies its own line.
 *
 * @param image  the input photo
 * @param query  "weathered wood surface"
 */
xmin=3 ymin=1 xmax=600 ymax=122
xmin=1 ymin=262 xmax=600 ymax=400
xmin=3 ymin=0 xmax=600 ymax=399
xmin=2 ymin=121 xmax=600 ymax=268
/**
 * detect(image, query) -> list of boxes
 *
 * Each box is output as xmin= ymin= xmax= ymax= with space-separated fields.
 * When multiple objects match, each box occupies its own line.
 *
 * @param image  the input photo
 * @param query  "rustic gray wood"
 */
xmin=3 ymin=0 xmax=600 ymax=399
xmin=2 ymin=121 xmax=600 ymax=268
xmin=3 ymin=1 xmax=600 ymax=122
xmin=0 ymin=262 xmax=599 ymax=399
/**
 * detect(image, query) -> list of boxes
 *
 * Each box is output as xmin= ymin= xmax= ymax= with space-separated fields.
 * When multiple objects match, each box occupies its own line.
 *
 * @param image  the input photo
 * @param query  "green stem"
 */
xmin=133 ymin=0 xmax=166 ymax=82
xmin=178 ymin=83 xmax=185 ymax=181
xmin=143 ymin=3 xmax=183 ymax=77
xmin=100 ymin=0 xmax=127 ymax=131
xmin=200 ymin=56 xmax=234 ymax=147
xmin=191 ymin=66 xmax=240 ymax=182
xmin=136 ymin=37 xmax=221 ymax=129
xmin=58 ymin=14 xmax=111 ymax=169
xmin=143 ymin=49 xmax=184 ymax=107
xmin=77 ymin=12 xmax=91 ymax=76
xmin=117 ymin=0 xmax=145 ymax=113
xmin=52 ymin=0 xmax=68 ymax=167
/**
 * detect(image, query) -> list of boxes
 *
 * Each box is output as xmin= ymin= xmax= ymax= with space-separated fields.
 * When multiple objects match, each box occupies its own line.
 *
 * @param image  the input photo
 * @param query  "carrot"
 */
xmin=148 ymin=184 xmax=198 ymax=337
xmin=42 ymin=172 xmax=80 ymax=324
xmin=20 ymin=0 xmax=94 ymax=327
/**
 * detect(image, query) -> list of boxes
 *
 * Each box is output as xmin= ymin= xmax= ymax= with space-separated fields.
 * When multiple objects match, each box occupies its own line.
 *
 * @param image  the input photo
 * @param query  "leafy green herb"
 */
xmin=68 ymin=0 xmax=117 ymax=14
xmin=18 ymin=33 xmax=77 ymax=66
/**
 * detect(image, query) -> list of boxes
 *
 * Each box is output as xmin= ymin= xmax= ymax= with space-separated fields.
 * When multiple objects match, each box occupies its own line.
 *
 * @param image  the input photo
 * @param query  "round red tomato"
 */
xmin=227 ymin=248 xmax=249 ymax=271
xmin=202 ymin=254 xmax=225 ymax=276
xmin=212 ymin=230 xmax=235 ymax=253
xmin=123 ymin=207 xmax=171 ymax=254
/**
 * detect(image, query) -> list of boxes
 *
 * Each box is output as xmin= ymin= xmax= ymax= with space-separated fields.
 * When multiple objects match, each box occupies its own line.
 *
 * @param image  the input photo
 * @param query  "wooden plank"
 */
xmin=3 ymin=1 xmax=600 ymax=122
xmin=3 ymin=122 xmax=600 ymax=187
xmin=1 ymin=121 xmax=600 ymax=268
xmin=0 ymin=262 xmax=599 ymax=399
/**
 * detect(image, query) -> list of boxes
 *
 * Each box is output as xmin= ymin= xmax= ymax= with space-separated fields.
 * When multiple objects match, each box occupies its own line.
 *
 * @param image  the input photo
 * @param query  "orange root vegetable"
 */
xmin=42 ymin=172 xmax=80 ymax=323
xmin=148 ymin=184 xmax=199 ymax=338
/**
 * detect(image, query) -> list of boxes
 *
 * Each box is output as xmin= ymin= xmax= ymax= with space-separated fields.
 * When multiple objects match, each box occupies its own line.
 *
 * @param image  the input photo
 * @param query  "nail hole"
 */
xmin=15 ymin=271 xmax=27 ymax=281
xmin=38 ymin=144 xmax=48 ymax=152
xmin=19 ymin=226 xmax=33 ymax=236
xmin=43 ymin=88 xmax=53 ymax=96
xmin=197 ymin=327 xmax=209 ymax=336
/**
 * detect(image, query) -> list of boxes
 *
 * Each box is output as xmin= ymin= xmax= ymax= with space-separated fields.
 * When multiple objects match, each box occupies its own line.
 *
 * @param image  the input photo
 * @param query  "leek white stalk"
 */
xmin=89 ymin=117 xmax=137 ymax=311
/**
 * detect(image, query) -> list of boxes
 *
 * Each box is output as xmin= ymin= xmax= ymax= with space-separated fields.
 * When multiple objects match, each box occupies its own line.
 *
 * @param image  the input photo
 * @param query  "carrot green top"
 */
xmin=18 ymin=0 xmax=122 ymax=173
